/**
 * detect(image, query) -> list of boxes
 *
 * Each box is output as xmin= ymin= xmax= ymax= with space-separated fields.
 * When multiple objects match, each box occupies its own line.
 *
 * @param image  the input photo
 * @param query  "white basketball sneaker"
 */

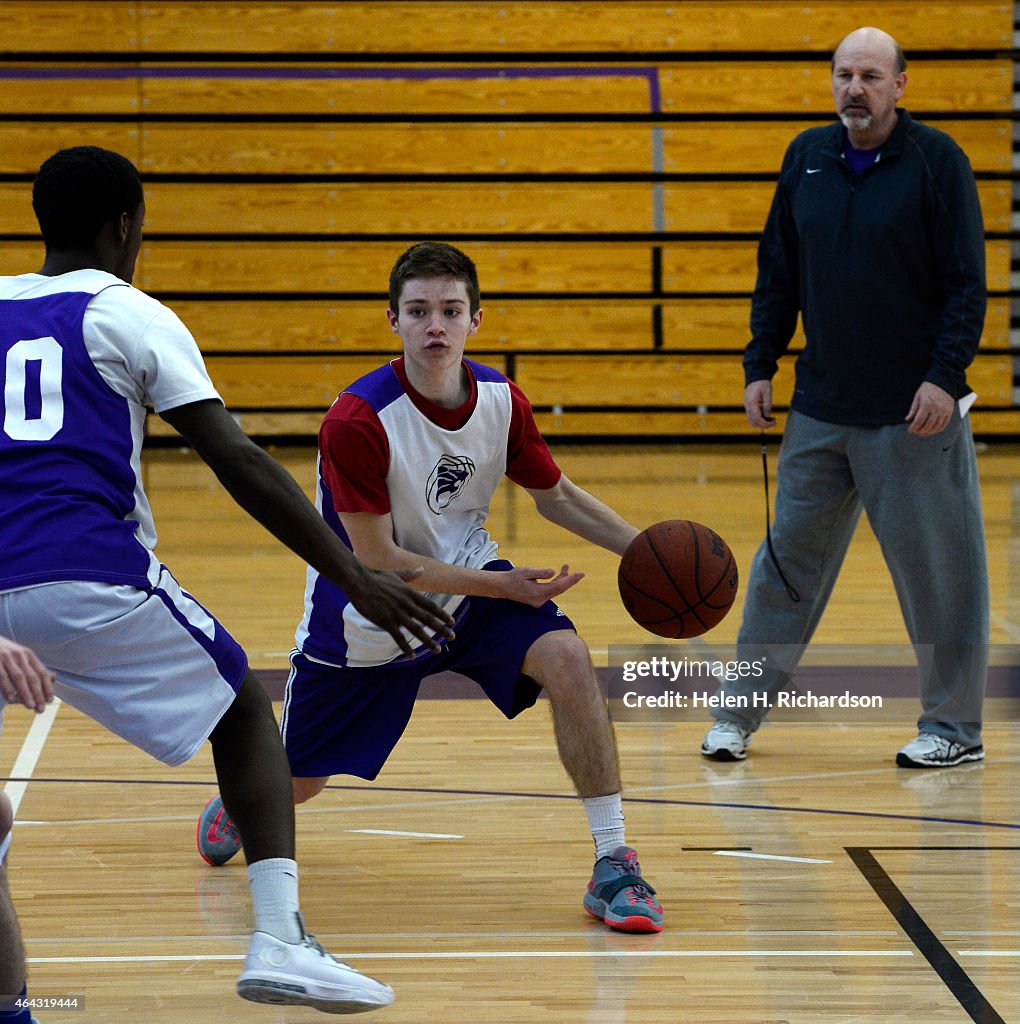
xmin=700 ymin=721 xmax=751 ymax=761
xmin=237 ymin=929 xmax=394 ymax=1014
xmin=895 ymin=733 xmax=984 ymax=769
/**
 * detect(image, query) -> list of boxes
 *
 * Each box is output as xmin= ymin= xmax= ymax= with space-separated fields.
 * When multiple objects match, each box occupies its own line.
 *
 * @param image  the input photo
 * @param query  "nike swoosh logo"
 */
xmin=806 ymin=168 xmax=822 ymax=174
xmin=205 ymin=806 xmax=239 ymax=845
xmin=205 ymin=823 xmax=228 ymax=843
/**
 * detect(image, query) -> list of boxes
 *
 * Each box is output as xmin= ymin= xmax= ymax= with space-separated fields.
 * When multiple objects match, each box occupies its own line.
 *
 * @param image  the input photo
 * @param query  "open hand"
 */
xmin=347 ymin=566 xmax=456 ymax=656
xmin=497 ymin=565 xmax=585 ymax=607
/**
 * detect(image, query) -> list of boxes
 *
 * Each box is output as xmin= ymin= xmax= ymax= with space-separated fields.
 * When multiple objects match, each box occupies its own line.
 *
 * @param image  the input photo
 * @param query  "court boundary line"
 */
xmin=847 ymin=846 xmax=1019 ymax=1024
xmin=27 ymin=949 xmax=916 ymax=965
xmin=3 ymin=776 xmax=1018 ymax=831
xmin=2 ymin=700 xmax=60 ymax=817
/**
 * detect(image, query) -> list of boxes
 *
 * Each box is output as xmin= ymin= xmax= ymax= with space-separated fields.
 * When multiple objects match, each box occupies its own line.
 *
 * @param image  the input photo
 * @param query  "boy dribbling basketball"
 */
xmin=199 ymin=241 xmax=664 ymax=935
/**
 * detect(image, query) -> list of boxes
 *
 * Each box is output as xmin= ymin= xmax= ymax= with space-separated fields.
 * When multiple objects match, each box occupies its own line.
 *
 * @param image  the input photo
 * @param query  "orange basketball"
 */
xmin=618 ymin=520 xmax=738 ymax=639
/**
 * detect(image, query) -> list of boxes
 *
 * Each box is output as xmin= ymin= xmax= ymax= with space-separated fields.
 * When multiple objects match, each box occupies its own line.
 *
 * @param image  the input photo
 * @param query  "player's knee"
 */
xmin=526 ymin=631 xmax=595 ymax=696
xmin=213 ymin=671 xmax=276 ymax=739
xmin=0 ymin=792 xmax=12 ymax=844
xmin=292 ymin=776 xmax=329 ymax=805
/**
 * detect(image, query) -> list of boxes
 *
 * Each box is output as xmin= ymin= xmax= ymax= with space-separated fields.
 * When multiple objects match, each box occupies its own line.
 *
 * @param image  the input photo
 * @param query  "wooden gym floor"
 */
xmin=3 ymin=443 xmax=1019 ymax=1023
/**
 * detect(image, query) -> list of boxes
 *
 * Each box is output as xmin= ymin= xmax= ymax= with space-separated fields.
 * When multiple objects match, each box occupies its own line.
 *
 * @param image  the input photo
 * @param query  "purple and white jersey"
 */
xmin=0 ymin=269 xmax=221 ymax=591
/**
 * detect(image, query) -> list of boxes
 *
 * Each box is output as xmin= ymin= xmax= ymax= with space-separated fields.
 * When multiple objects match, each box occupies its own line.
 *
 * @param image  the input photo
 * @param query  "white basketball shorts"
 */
xmin=0 ymin=567 xmax=247 ymax=766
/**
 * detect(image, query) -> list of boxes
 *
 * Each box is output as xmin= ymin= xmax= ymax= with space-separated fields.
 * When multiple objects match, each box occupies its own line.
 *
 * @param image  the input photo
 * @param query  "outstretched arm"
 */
xmin=160 ymin=399 xmax=454 ymax=654
xmin=525 ymin=474 xmax=640 ymax=556
xmin=340 ymin=509 xmax=584 ymax=608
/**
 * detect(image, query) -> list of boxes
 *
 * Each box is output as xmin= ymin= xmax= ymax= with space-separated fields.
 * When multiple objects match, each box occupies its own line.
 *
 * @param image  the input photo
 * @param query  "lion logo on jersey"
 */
xmin=426 ymin=454 xmax=476 ymax=514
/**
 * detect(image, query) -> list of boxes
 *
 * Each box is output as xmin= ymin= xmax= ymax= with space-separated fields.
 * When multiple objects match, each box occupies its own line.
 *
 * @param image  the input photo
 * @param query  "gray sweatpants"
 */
xmin=715 ymin=409 xmax=988 ymax=747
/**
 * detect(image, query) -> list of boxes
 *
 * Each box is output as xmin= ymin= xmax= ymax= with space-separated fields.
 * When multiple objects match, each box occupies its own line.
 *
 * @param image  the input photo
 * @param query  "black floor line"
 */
xmin=846 ymin=847 xmax=1007 ymax=1024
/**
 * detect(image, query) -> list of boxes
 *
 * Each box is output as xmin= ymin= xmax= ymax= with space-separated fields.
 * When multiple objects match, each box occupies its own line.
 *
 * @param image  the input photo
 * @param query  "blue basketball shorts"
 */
xmin=280 ymin=573 xmax=576 ymax=781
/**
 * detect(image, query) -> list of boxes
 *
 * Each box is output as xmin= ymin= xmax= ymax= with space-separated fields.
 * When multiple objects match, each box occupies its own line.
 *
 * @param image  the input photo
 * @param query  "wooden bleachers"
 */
xmin=0 ymin=179 xmax=1013 ymax=236
xmin=1 ymin=118 xmax=1014 ymax=175
xmin=0 ymin=1 xmax=1014 ymax=439
xmin=4 ymin=2 xmax=1010 ymax=53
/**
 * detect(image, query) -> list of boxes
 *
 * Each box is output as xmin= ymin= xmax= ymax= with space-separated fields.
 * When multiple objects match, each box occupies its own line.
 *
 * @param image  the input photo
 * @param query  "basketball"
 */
xmin=618 ymin=520 xmax=738 ymax=639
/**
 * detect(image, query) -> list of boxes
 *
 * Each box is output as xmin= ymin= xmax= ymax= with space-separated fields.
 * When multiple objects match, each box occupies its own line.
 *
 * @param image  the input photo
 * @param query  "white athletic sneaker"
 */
xmin=896 ymin=733 xmax=984 ymax=769
xmin=237 ymin=930 xmax=394 ymax=1014
xmin=700 ymin=721 xmax=751 ymax=760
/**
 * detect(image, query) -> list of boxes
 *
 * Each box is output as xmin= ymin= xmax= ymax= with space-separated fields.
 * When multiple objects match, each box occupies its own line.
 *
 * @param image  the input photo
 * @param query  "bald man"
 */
xmin=700 ymin=27 xmax=989 ymax=769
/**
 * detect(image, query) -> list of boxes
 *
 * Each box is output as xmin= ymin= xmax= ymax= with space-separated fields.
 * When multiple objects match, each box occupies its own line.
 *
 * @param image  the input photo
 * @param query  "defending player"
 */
xmin=199 ymin=241 xmax=664 ymax=934
xmin=0 ymin=147 xmax=456 ymax=1015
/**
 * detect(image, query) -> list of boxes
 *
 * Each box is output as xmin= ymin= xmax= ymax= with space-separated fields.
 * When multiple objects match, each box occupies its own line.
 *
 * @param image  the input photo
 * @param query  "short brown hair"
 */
xmin=388 ymin=241 xmax=481 ymax=315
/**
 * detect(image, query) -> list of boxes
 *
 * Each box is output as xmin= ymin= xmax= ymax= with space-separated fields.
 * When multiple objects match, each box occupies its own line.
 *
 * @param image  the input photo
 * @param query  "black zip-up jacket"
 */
xmin=743 ymin=109 xmax=986 ymax=425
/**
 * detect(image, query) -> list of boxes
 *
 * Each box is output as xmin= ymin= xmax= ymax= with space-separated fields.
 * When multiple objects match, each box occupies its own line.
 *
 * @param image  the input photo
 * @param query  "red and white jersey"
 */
xmin=295 ymin=357 xmax=561 ymax=667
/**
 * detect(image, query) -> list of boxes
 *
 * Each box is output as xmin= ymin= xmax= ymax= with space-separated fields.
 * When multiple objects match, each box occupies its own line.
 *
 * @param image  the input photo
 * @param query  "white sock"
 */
xmin=247 ymin=858 xmax=302 ymax=943
xmin=583 ymin=793 xmax=625 ymax=859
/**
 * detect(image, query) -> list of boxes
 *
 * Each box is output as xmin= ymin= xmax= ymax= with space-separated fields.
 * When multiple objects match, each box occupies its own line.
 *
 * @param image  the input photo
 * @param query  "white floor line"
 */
xmin=3 ymin=699 xmax=60 ymax=817
xmin=714 ymin=850 xmax=832 ymax=865
xmin=628 ymin=765 xmax=894 ymax=795
xmin=958 ymin=950 xmax=1020 ymax=956
xmin=14 ymin=792 xmax=521 ymax=830
xmin=28 ymin=949 xmax=916 ymax=965
xmin=948 ymin=931 xmax=1020 ymax=937
xmin=16 ymin=814 xmax=200 ymax=828
xmin=304 ymin=793 xmax=524 ymax=816
xmin=345 ymin=828 xmax=463 ymax=839
xmin=25 ymin=928 xmax=906 ymax=944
